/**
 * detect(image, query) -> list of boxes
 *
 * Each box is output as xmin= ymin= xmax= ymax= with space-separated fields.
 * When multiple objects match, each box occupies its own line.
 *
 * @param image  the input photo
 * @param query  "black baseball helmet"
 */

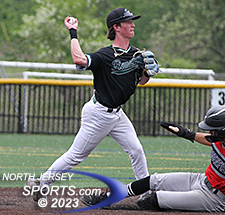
xmin=198 ymin=106 xmax=225 ymax=142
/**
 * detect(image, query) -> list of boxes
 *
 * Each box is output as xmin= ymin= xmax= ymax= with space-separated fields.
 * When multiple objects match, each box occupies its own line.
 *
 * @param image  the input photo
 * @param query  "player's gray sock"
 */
xmin=127 ymin=176 xmax=150 ymax=196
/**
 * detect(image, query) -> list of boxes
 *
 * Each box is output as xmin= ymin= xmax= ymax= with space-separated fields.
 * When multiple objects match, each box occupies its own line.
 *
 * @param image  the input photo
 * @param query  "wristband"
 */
xmin=69 ymin=28 xmax=78 ymax=39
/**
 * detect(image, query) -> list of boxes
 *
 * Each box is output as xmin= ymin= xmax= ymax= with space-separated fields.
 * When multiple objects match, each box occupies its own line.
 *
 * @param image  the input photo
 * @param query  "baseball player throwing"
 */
xmin=27 ymin=7 xmax=160 ymax=201
xmin=81 ymin=106 xmax=225 ymax=212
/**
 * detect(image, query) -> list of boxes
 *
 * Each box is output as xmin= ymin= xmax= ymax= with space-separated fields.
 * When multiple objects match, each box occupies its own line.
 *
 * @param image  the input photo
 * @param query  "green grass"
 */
xmin=0 ymin=134 xmax=211 ymax=188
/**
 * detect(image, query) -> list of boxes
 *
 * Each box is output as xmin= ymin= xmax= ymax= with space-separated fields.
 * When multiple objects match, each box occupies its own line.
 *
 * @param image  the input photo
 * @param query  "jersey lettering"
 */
xmin=111 ymin=59 xmax=138 ymax=75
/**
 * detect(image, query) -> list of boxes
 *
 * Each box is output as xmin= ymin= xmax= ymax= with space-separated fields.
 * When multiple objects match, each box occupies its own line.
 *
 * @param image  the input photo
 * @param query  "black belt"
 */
xmin=204 ymin=176 xmax=218 ymax=194
xmin=93 ymin=96 xmax=121 ymax=113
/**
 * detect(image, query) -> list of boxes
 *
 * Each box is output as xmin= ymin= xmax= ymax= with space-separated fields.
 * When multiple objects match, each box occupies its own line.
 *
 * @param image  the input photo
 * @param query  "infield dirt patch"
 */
xmin=0 ymin=187 xmax=218 ymax=215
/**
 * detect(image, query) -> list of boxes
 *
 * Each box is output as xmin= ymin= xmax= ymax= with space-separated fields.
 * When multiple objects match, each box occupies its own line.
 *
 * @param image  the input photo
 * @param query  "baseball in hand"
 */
xmin=68 ymin=17 xmax=76 ymax=24
xmin=169 ymin=126 xmax=179 ymax=132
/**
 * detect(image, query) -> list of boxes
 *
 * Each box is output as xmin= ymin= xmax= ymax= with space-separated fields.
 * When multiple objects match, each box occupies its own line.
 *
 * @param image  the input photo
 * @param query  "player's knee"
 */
xmin=63 ymin=151 xmax=85 ymax=165
xmin=130 ymin=145 xmax=145 ymax=158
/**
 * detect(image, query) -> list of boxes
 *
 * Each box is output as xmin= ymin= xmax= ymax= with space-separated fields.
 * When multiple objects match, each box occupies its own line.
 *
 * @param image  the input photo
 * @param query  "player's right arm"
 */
xmin=64 ymin=16 xmax=88 ymax=68
xmin=70 ymin=38 xmax=87 ymax=67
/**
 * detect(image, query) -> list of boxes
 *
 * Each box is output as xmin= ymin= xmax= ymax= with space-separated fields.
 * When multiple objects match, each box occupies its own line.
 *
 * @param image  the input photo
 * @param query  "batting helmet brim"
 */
xmin=198 ymin=120 xmax=225 ymax=131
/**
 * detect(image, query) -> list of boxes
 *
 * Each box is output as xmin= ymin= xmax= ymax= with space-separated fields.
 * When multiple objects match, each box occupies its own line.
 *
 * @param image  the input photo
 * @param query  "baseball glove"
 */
xmin=160 ymin=122 xmax=196 ymax=142
xmin=131 ymin=50 xmax=160 ymax=77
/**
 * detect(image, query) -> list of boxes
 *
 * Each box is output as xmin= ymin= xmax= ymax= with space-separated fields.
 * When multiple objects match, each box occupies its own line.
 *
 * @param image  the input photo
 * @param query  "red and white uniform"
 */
xmin=205 ymin=141 xmax=225 ymax=194
xmin=149 ymin=141 xmax=225 ymax=212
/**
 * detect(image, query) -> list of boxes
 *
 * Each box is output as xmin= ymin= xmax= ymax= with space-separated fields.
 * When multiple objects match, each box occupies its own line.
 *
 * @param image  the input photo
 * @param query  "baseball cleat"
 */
xmin=137 ymin=191 xmax=161 ymax=211
xmin=137 ymin=192 xmax=152 ymax=209
xmin=27 ymin=178 xmax=47 ymax=202
xmin=80 ymin=192 xmax=108 ymax=206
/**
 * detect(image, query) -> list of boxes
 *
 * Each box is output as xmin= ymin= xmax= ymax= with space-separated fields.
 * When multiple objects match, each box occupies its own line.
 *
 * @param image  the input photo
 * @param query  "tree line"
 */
xmin=0 ymin=0 xmax=224 ymax=74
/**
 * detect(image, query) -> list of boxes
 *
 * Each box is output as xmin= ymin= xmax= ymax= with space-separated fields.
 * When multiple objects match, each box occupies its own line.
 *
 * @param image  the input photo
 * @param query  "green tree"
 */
xmin=2 ymin=0 xmax=223 ymax=73
xmin=92 ymin=0 xmax=181 ymax=49
xmin=0 ymin=0 xmax=37 ymax=60
xmin=14 ymin=0 xmax=109 ymax=63
xmin=1 ymin=0 xmax=184 ymax=64
xmin=150 ymin=0 xmax=225 ymax=72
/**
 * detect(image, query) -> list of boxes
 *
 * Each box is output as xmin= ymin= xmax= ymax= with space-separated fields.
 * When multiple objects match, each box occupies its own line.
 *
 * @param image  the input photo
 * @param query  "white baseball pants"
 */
xmin=150 ymin=172 xmax=225 ymax=212
xmin=40 ymin=96 xmax=149 ymax=187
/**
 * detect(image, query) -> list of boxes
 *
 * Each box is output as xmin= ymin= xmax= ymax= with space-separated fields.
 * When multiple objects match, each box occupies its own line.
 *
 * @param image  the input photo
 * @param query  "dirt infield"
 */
xmin=0 ymin=187 xmax=220 ymax=215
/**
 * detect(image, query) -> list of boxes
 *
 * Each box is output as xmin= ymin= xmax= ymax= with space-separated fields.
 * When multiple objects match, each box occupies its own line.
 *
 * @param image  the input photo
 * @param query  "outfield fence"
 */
xmin=1 ymin=78 xmax=225 ymax=136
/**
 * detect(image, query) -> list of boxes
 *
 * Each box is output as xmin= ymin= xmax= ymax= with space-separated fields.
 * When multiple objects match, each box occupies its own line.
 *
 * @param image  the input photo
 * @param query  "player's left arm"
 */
xmin=131 ymin=50 xmax=159 ymax=85
xmin=138 ymin=72 xmax=150 ymax=85
xmin=160 ymin=122 xmax=212 ymax=146
xmin=195 ymin=132 xmax=212 ymax=146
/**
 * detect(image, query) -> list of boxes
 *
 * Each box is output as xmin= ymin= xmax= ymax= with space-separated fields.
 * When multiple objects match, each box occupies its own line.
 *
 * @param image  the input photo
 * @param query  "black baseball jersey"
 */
xmin=85 ymin=45 xmax=143 ymax=108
